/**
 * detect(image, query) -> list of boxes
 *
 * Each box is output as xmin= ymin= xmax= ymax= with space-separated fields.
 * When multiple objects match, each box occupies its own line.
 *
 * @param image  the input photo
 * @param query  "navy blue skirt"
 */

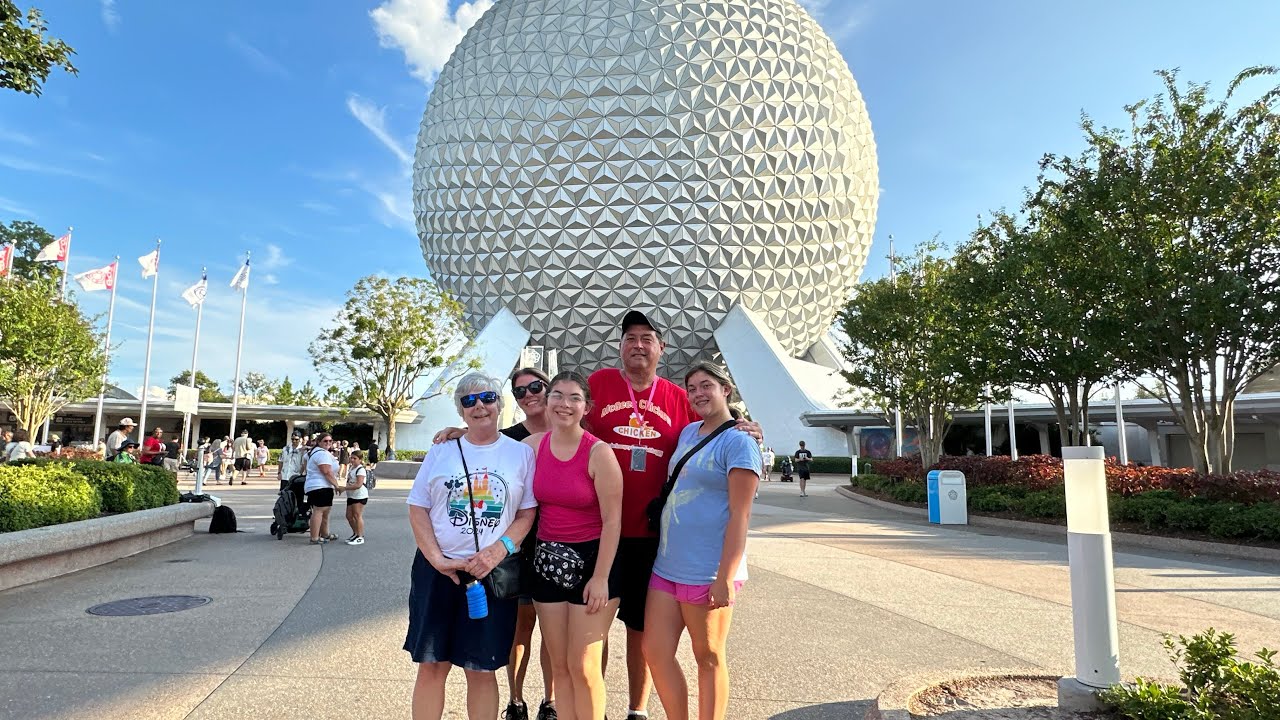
xmin=403 ymin=550 xmax=518 ymax=671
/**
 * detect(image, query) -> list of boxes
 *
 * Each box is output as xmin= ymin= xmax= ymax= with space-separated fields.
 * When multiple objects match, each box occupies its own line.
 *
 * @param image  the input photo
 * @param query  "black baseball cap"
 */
xmin=620 ymin=310 xmax=661 ymax=337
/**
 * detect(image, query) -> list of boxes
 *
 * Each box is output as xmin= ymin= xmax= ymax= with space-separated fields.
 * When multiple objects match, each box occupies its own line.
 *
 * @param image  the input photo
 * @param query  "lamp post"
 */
xmin=1058 ymin=445 xmax=1121 ymax=710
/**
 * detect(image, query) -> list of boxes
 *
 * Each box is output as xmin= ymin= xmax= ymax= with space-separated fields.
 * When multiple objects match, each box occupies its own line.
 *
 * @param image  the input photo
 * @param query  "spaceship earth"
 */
xmin=415 ymin=0 xmax=878 ymax=371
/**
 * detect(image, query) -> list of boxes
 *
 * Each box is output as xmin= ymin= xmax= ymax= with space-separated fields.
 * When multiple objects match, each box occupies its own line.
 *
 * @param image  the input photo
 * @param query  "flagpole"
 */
xmin=92 ymin=259 xmax=120 ymax=452
xmin=228 ymin=252 xmax=250 ymax=440
xmin=180 ymin=269 xmax=206 ymax=466
xmin=137 ymin=239 xmax=161 ymax=443
xmin=59 ymin=227 xmax=72 ymax=301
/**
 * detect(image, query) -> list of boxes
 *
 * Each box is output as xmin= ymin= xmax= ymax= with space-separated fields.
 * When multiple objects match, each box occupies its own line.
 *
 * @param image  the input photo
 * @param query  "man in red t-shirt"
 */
xmin=141 ymin=427 xmax=167 ymax=466
xmin=586 ymin=310 xmax=694 ymax=719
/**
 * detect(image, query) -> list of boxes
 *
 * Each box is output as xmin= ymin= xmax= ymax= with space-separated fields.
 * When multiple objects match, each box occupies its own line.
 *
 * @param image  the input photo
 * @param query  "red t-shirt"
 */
xmin=141 ymin=436 xmax=164 ymax=463
xmin=587 ymin=368 xmax=696 ymax=538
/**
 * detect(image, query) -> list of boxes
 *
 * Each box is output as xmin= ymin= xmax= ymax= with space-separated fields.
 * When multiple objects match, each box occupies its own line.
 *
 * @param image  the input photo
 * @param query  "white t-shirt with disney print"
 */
xmin=406 ymin=435 xmax=537 ymax=559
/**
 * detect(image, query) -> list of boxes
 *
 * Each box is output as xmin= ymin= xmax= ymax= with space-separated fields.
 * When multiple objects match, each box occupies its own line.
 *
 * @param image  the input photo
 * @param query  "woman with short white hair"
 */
xmin=405 ymin=372 xmax=539 ymax=720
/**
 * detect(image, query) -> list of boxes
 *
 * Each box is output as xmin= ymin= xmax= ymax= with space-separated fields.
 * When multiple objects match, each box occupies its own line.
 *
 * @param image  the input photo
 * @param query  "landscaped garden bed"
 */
xmin=0 ymin=458 xmax=179 ymax=533
xmin=852 ymin=455 xmax=1280 ymax=545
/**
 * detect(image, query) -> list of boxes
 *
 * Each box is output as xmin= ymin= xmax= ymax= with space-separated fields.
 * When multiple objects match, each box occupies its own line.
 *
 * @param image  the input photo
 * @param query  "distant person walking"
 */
xmin=141 ymin=427 xmax=167 ymax=466
xmin=254 ymin=439 xmax=269 ymax=477
xmin=368 ymin=440 xmax=380 ymax=467
xmin=105 ymin=418 xmax=136 ymax=461
xmin=793 ymin=441 xmax=813 ymax=497
xmin=278 ymin=431 xmax=307 ymax=486
xmin=761 ymin=447 xmax=775 ymax=483
xmin=232 ymin=430 xmax=253 ymax=485
xmin=343 ymin=450 xmax=369 ymax=545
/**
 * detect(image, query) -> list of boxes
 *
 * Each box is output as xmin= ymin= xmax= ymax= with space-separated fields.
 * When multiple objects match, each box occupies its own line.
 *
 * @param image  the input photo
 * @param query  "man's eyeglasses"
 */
xmin=461 ymin=391 xmax=499 ymax=408
xmin=512 ymin=380 xmax=545 ymax=400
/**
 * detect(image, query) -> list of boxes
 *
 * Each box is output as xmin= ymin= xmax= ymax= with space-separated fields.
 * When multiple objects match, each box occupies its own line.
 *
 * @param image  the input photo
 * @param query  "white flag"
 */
xmin=35 ymin=233 xmax=70 ymax=263
xmin=229 ymin=260 xmax=250 ymax=291
xmin=138 ymin=249 xmax=159 ymax=278
xmin=181 ymin=276 xmax=208 ymax=307
xmin=74 ymin=261 xmax=117 ymax=292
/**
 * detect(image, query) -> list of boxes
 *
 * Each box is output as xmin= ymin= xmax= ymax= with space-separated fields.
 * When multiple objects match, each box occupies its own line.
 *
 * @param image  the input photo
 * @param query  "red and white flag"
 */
xmin=138 ymin=249 xmax=160 ymax=278
xmin=35 ymin=232 xmax=71 ymax=263
xmin=0 ymin=244 xmax=12 ymax=277
xmin=74 ymin=261 xmax=117 ymax=292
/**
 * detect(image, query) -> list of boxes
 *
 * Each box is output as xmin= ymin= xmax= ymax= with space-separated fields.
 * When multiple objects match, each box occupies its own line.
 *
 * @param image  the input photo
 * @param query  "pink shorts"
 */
xmin=648 ymin=573 xmax=745 ymax=606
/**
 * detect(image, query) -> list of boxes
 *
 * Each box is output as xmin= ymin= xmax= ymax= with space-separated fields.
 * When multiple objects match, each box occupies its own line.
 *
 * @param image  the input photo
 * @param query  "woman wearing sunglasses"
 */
xmin=405 ymin=372 xmax=539 ymax=720
xmin=500 ymin=368 xmax=559 ymax=720
xmin=525 ymin=370 xmax=623 ymax=720
xmin=643 ymin=363 xmax=761 ymax=720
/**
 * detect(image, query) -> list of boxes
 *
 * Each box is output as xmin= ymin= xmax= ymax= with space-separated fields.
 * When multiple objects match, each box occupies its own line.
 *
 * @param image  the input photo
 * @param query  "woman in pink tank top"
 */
xmin=524 ymin=370 xmax=623 ymax=720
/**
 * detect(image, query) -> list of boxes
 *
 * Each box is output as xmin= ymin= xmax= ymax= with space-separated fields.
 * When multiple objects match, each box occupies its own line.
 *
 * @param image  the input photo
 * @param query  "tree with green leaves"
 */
xmin=310 ymin=276 xmax=472 ymax=452
xmin=238 ymin=371 xmax=276 ymax=404
xmin=0 ymin=1 xmax=76 ymax=96
xmin=274 ymin=376 xmax=296 ymax=406
xmin=1077 ymin=67 xmax=1280 ymax=473
xmin=1 ymin=220 xmax=61 ymax=283
xmin=837 ymin=245 xmax=991 ymax=467
xmin=0 ymin=276 xmax=108 ymax=433
xmin=168 ymin=370 xmax=229 ymax=403
xmin=295 ymin=380 xmax=321 ymax=407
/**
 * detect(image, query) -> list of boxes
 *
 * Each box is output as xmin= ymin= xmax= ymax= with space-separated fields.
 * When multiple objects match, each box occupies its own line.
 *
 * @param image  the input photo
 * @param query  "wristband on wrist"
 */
xmin=499 ymin=535 xmax=517 ymax=555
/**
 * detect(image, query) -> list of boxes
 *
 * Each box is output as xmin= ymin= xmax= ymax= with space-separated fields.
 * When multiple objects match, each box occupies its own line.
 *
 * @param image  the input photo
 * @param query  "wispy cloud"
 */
xmin=101 ymin=0 xmax=121 ymax=32
xmin=346 ymin=94 xmax=412 ymax=166
xmin=227 ymin=33 xmax=291 ymax=80
xmin=261 ymin=243 xmax=291 ymax=270
xmin=302 ymin=201 xmax=338 ymax=215
xmin=0 ymin=126 xmax=36 ymax=146
xmin=0 ymin=196 xmax=34 ymax=217
xmin=797 ymin=0 xmax=872 ymax=39
xmin=0 ymin=154 xmax=108 ymax=185
xmin=370 ymin=0 xmax=493 ymax=84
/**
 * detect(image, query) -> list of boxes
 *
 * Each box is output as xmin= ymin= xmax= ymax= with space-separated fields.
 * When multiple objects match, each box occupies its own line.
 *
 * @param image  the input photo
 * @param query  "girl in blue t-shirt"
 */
xmin=642 ymin=362 xmax=762 ymax=720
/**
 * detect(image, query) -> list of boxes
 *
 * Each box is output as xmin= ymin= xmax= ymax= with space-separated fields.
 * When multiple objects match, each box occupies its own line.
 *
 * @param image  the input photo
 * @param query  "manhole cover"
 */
xmin=86 ymin=595 xmax=211 ymax=616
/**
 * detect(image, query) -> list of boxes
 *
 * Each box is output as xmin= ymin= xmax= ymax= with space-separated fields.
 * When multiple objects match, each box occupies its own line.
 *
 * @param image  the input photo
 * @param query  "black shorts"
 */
xmin=306 ymin=488 xmax=334 ymax=508
xmin=615 ymin=536 xmax=659 ymax=631
xmin=346 ymin=497 xmax=368 ymax=506
xmin=404 ymin=551 xmax=518 ymax=670
xmin=798 ymin=466 xmax=811 ymax=479
xmin=234 ymin=457 xmax=251 ymax=471
xmin=530 ymin=538 xmax=622 ymax=606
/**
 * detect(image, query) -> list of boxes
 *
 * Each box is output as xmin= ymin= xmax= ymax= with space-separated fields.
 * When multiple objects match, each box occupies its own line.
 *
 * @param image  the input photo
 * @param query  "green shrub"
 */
xmin=1017 ymin=489 xmax=1066 ymax=518
xmin=69 ymin=461 xmax=178 ymax=513
xmin=850 ymin=474 xmax=927 ymax=503
xmin=969 ymin=487 xmax=1016 ymax=512
xmin=131 ymin=465 xmax=180 ymax=509
xmin=1100 ymin=629 xmax=1279 ymax=720
xmin=1114 ymin=491 xmax=1179 ymax=530
xmin=0 ymin=464 xmax=100 ymax=532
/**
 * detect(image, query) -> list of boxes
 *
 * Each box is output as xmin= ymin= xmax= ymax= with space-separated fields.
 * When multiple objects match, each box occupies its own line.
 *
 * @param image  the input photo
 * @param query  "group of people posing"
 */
xmin=276 ymin=430 xmax=376 ymax=546
xmin=405 ymin=311 xmax=764 ymax=720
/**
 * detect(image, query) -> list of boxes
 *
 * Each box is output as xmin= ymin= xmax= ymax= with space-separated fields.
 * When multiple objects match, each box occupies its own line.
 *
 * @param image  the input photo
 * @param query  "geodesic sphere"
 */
xmin=415 ymin=0 xmax=878 ymax=372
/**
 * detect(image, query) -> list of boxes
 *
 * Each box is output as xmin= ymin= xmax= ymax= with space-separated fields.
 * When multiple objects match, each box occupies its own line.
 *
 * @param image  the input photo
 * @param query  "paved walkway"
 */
xmin=2 ymin=474 xmax=1278 ymax=719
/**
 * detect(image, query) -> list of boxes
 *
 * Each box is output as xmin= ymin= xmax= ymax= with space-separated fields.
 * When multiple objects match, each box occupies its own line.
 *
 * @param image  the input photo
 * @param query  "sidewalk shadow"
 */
xmin=771 ymin=700 xmax=872 ymax=718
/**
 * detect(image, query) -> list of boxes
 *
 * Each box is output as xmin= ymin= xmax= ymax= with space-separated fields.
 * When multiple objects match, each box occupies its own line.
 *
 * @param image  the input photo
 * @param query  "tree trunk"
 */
xmin=384 ymin=412 xmax=398 ymax=459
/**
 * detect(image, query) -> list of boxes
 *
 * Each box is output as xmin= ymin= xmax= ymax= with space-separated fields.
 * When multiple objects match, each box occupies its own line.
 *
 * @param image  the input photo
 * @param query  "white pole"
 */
xmin=894 ymin=407 xmax=904 ymax=457
xmin=137 ymin=240 xmax=161 ymax=443
xmin=1114 ymin=382 xmax=1128 ymax=465
xmin=984 ymin=384 xmax=993 ymax=456
xmin=180 ymin=271 xmax=206 ymax=466
xmin=229 ymin=254 xmax=250 ymax=439
xmin=1007 ymin=395 xmax=1018 ymax=461
xmin=91 ymin=259 xmax=120 ymax=451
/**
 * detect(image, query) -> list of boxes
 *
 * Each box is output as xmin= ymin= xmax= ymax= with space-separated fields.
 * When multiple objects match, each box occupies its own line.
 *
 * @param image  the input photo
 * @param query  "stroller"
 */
xmin=780 ymin=457 xmax=794 ymax=482
xmin=270 ymin=475 xmax=311 ymax=540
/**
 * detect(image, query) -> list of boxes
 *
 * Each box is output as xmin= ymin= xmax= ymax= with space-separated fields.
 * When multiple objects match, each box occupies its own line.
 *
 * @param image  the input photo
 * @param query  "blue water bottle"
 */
xmin=465 ymin=581 xmax=488 ymax=620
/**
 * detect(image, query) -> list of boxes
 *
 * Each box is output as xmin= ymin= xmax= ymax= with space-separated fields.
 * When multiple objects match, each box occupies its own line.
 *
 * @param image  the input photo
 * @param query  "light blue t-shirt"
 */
xmin=653 ymin=422 xmax=762 ymax=585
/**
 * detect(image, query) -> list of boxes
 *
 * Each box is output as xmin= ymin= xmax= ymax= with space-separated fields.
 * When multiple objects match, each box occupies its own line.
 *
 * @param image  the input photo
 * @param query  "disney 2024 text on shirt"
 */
xmin=406 ymin=435 xmax=538 ymax=560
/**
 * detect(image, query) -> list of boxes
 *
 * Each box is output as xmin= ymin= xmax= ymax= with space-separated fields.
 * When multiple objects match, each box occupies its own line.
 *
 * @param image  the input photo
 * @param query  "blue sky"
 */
xmin=1 ymin=0 xmax=1277 ymax=399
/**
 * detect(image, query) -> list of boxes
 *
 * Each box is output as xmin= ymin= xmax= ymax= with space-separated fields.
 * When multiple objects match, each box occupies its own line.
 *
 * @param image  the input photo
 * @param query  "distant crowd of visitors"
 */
xmin=406 ymin=310 xmax=765 ymax=720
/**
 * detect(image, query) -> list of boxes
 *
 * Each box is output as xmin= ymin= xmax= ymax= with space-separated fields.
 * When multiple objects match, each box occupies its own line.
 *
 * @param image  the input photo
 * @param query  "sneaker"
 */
xmin=346 ymin=536 xmax=365 ymax=546
xmin=502 ymin=700 xmax=529 ymax=720
xmin=536 ymin=701 xmax=557 ymax=720
xmin=346 ymin=534 xmax=358 ymax=542
xmin=626 ymin=713 xmax=648 ymax=720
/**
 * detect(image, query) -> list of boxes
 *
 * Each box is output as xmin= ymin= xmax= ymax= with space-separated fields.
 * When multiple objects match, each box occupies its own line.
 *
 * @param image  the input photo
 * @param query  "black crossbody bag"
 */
xmin=456 ymin=439 xmax=527 ymax=599
xmin=645 ymin=419 xmax=739 ymax=533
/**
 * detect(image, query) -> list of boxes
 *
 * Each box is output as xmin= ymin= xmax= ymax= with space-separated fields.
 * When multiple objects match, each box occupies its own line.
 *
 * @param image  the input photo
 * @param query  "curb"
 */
xmin=0 ymin=502 xmax=215 ymax=592
xmin=836 ymin=485 xmax=1280 ymax=564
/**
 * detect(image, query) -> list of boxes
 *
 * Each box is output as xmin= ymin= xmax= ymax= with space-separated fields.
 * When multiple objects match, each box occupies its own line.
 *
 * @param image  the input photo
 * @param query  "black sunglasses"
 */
xmin=512 ymin=380 xmax=546 ymax=399
xmin=461 ymin=391 xmax=499 ymax=408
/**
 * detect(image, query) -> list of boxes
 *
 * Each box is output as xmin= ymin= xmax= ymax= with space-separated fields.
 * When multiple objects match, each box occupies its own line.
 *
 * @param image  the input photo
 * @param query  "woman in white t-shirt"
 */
xmin=343 ymin=450 xmax=369 ymax=546
xmin=4 ymin=429 xmax=35 ymax=462
xmin=303 ymin=434 xmax=342 ymax=545
xmin=404 ymin=372 xmax=538 ymax=720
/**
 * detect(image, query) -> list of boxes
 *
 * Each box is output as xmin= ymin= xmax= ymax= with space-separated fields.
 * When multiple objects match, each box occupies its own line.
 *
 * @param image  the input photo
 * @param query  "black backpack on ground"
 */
xmin=209 ymin=505 xmax=237 ymax=534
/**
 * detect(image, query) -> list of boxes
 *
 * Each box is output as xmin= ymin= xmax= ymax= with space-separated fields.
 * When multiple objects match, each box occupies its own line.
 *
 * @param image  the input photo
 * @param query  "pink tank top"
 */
xmin=534 ymin=431 xmax=603 ymax=543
